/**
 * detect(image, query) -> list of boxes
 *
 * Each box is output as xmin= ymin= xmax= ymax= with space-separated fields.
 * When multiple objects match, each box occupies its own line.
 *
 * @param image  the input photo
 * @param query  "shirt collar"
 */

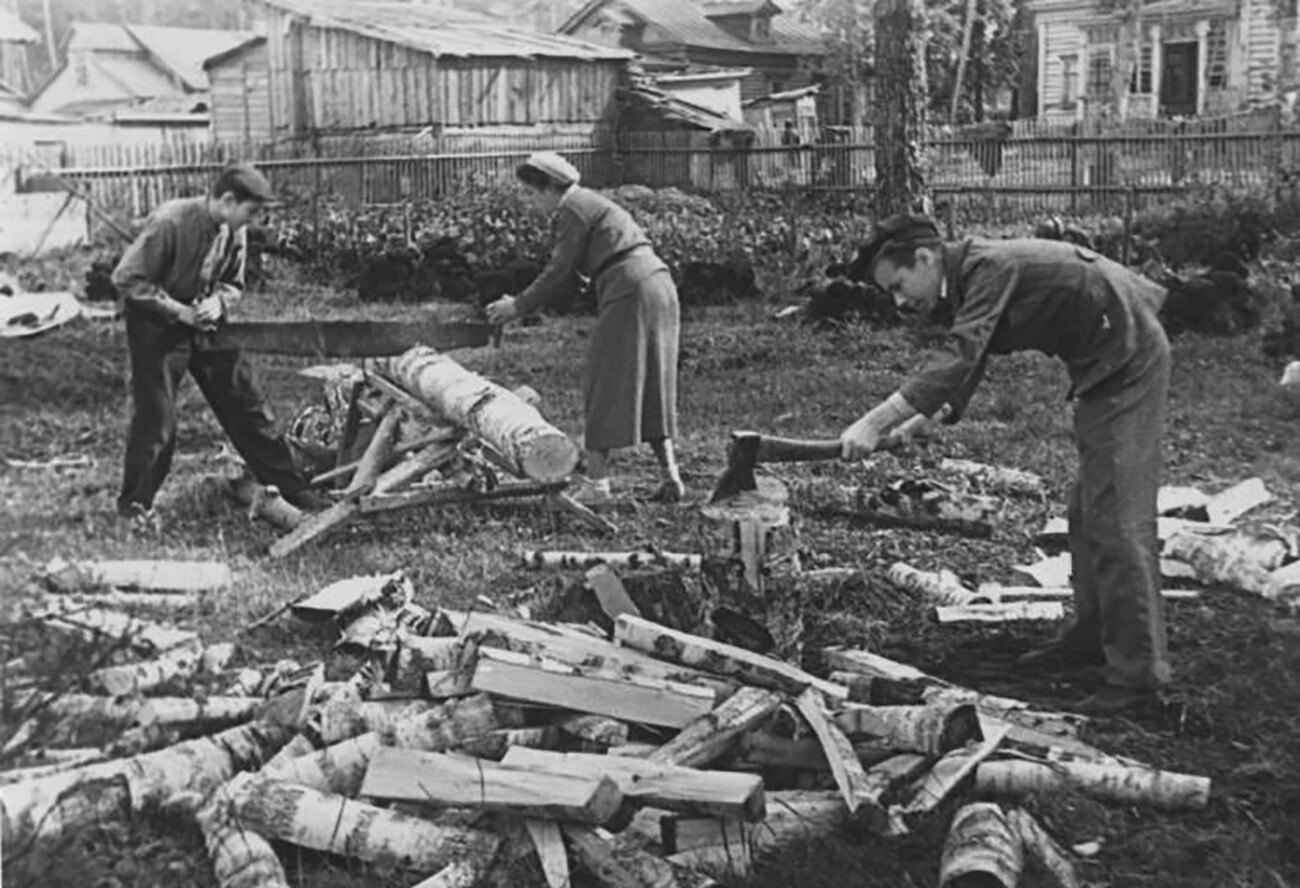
xmin=558 ymin=183 xmax=579 ymax=208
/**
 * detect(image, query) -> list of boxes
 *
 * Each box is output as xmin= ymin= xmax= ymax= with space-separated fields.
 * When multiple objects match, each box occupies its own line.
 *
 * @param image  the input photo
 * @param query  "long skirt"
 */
xmin=582 ymin=253 xmax=680 ymax=451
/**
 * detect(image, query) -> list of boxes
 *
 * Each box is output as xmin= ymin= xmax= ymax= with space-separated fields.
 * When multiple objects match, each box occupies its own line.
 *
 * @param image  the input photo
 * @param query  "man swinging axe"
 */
xmin=839 ymin=213 xmax=1172 ymax=715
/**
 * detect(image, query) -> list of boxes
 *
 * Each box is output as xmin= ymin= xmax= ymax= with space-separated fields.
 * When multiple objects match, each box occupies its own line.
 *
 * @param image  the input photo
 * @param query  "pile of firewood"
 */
xmin=2 ymin=561 xmax=1216 ymax=888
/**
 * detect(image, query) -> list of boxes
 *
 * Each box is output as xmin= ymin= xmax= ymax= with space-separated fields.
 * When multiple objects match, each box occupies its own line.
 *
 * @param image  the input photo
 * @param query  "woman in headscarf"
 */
xmin=485 ymin=152 xmax=684 ymax=504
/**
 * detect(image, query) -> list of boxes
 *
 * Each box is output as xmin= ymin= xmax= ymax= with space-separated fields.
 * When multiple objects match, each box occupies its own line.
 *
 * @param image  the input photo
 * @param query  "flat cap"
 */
xmin=219 ymin=162 xmax=278 ymax=204
xmin=518 ymin=151 xmax=581 ymax=187
xmin=847 ymin=213 xmax=941 ymax=281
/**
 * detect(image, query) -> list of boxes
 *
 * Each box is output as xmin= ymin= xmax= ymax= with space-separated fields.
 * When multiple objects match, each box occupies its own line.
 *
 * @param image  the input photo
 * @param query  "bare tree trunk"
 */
xmin=1110 ymin=0 xmax=1142 ymax=120
xmin=950 ymin=0 xmax=979 ymax=124
xmin=873 ymin=0 xmax=931 ymax=217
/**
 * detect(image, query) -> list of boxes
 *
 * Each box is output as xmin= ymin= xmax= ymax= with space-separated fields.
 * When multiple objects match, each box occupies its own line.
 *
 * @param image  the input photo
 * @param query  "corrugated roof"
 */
xmin=701 ymin=0 xmax=780 ymax=17
xmin=259 ymin=0 xmax=634 ymax=60
xmin=0 ymin=8 xmax=39 ymax=43
xmin=127 ymin=25 xmax=257 ymax=90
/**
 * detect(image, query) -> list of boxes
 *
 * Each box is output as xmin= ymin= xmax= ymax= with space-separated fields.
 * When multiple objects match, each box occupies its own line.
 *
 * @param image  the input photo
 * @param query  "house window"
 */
xmin=1206 ymin=19 xmax=1228 ymax=88
xmin=770 ymin=79 xmax=786 ymax=94
xmin=752 ymin=15 xmax=770 ymax=40
xmin=1130 ymin=45 xmax=1153 ymax=94
xmin=1087 ymin=48 xmax=1113 ymax=100
xmin=1283 ymin=41 xmax=1297 ymax=87
xmin=75 ymin=53 xmax=89 ymax=87
xmin=1060 ymin=54 xmax=1079 ymax=109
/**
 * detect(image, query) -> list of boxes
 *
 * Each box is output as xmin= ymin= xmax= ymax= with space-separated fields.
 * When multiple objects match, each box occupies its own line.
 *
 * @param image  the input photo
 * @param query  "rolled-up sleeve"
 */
xmin=899 ymin=258 xmax=1019 ymax=420
xmin=112 ymin=216 xmax=180 ymax=319
xmin=514 ymin=206 xmax=588 ymax=316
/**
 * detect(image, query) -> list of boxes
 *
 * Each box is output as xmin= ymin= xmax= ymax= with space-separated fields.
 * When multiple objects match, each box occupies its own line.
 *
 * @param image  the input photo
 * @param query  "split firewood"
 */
xmin=408 ymin=838 xmax=501 ymax=888
xmin=938 ymin=802 xmax=1024 ymax=888
xmin=228 ymin=475 xmax=303 ymax=529
xmin=360 ymin=747 xmax=626 ymax=825
xmin=523 ymin=550 xmax=704 ymax=571
xmin=469 ymin=646 xmax=719 ymax=729
xmin=586 ymin=563 xmax=642 ymax=625
xmin=85 ymin=640 xmax=234 ymax=696
xmin=501 ymin=746 xmax=765 ymax=821
xmin=523 ymin=817 xmax=570 ymax=888
xmin=37 ymin=602 xmax=198 ymax=656
xmin=939 ymin=459 xmax=1045 ymax=496
xmin=974 ymin=758 xmax=1211 ymax=810
xmin=560 ymin=715 xmax=631 ymax=748
xmin=564 ymin=825 xmax=718 ymax=888
xmin=266 ymin=694 xmax=498 ymax=795
xmin=195 ymin=786 xmax=291 ymax=888
xmin=935 ymin=601 xmax=1067 ymax=623
xmin=824 ymin=647 xmax=1086 ymax=739
xmin=647 ymin=686 xmax=784 ymax=768
xmin=614 ymin=615 xmax=847 ymax=701
xmin=459 ymin=726 xmax=560 ymax=760
xmin=1205 ymin=477 xmax=1273 ymax=525
xmin=225 ymin=771 xmax=501 ymax=870
xmin=290 ymin=571 xmax=412 ymax=622
xmin=259 ymin=732 xmax=317 ymax=771
xmin=975 ymin=584 xmax=1202 ymax=602
xmin=397 ymin=634 xmax=467 ymax=679
xmin=1165 ymin=529 xmax=1298 ymax=605
xmin=1006 ymin=807 xmax=1083 ymax=888
xmin=42 ymin=557 xmax=232 ymax=593
xmin=660 ymin=789 xmax=849 ymax=864
xmin=887 ymin=562 xmax=991 ymax=607
xmin=386 ymin=347 xmax=580 ymax=483
xmin=441 ymin=609 xmax=731 ymax=694
xmin=0 ymin=720 xmax=290 ymax=851
xmin=313 ymin=696 xmax=436 ymax=745
xmin=832 ymin=702 xmax=982 ymax=756
xmin=793 ymin=688 xmax=885 ymax=824
xmin=1036 ymin=516 xmax=1233 ymax=546
xmin=891 ymin=722 xmax=1011 ymax=826
xmin=1159 ymin=485 xmax=1211 ymax=515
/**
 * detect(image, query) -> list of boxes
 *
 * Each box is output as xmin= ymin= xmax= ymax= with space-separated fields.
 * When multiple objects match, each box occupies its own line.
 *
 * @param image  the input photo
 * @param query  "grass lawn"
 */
xmin=2 ymin=256 xmax=1299 ymax=888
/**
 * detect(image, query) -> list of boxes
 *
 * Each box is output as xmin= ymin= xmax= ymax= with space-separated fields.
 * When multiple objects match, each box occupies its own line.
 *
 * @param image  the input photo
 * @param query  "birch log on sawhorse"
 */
xmin=386 ymin=347 xmax=579 ymax=483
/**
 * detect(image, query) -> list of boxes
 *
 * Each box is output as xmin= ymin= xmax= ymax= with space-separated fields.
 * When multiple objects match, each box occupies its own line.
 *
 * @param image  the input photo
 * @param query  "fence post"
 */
xmin=1122 ymin=185 xmax=1135 ymax=265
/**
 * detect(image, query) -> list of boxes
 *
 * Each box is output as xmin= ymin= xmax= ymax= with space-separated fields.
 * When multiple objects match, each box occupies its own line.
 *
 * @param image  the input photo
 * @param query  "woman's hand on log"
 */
xmin=485 ymin=295 xmax=519 ymax=324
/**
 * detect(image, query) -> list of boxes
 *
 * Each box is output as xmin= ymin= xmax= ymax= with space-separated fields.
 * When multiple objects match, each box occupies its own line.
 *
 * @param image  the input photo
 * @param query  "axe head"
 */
xmin=708 ymin=431 xmax=762 ymax=503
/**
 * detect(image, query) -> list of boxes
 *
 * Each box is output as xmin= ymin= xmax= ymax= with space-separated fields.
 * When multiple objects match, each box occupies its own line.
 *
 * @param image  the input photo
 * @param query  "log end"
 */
xmin=518 ymin=434 xmax=580 ymax=484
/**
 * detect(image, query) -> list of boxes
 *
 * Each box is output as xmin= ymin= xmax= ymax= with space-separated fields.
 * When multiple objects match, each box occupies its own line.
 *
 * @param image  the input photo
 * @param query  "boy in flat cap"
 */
xmin=486 ymin=151 xmax=685 ymax=504
xmin=841 ymin=213 xmax=1171 ymax=713
xmin=112 ymin=162 xmax=325 ymax=528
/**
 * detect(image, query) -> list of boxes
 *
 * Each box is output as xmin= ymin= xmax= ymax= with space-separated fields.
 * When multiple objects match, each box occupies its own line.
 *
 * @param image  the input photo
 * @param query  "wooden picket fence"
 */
xmin=11 ymin=116 xmax=1300 ymax=238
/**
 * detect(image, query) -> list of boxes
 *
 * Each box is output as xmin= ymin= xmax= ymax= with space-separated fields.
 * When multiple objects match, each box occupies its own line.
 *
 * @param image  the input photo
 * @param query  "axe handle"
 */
xmin=752 ymin=436 xmax=843 ymax=463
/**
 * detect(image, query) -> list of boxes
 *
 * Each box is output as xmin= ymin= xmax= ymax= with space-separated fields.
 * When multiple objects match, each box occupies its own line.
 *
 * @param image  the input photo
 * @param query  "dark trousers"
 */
xmin=1065 ymin=326 xmax=1172 ymax=689
xmin=119 ymin=308 xmax=305 ymax=513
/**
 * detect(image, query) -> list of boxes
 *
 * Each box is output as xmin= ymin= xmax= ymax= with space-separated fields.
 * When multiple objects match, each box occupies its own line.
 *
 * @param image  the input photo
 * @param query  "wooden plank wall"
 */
xmin=262 ymin=8 xmax=622 ymax=134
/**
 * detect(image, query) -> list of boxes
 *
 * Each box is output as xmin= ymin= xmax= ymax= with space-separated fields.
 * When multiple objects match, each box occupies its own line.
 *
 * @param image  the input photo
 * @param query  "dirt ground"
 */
xmin=2 ymin=252 xmax=1299 ymax=888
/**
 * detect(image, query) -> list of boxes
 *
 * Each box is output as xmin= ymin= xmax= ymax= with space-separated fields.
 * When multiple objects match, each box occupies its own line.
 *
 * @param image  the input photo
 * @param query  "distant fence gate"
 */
xmin=10 ymin=116 xmax=1300 ymax=239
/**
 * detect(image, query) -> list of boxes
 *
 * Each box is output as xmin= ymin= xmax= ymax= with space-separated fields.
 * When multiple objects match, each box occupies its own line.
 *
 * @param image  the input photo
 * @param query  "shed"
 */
xmin=239 ymin=0 xmax=634 ymax=141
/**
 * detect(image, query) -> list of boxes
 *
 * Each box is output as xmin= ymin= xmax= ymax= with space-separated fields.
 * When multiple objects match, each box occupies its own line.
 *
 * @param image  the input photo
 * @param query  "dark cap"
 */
xmin=846 ymin=213 xmax=941 ymax=281
xmin=214 ymin=162 xmax=279 ymax=205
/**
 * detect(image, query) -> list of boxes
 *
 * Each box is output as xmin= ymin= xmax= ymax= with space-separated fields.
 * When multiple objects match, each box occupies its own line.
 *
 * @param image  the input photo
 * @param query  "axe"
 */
xmin=709 ymin=428 xmax=920 ymax=503
xmin=709 ymin=431 xmax=843 ymax=503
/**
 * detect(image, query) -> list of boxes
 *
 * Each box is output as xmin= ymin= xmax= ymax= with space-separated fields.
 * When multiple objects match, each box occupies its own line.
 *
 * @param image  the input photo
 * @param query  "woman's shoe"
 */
xmin=649 ymin=478 xmax=686 ymax=503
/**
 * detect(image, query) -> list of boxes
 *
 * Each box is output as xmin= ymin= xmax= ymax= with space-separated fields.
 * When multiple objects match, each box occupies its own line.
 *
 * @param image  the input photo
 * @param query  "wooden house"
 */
xmin=27 ymin=22 xmax=251 ymax=119
xmin=212 ymin=0 xmax=634 ymax=144
xmin=1027 ymin=0 xmax=1297 ymax=121
xmin=558 ymin=0 xmax=826 ymax=103
xmin=0 ymin=6 xmax=39 ymax=95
